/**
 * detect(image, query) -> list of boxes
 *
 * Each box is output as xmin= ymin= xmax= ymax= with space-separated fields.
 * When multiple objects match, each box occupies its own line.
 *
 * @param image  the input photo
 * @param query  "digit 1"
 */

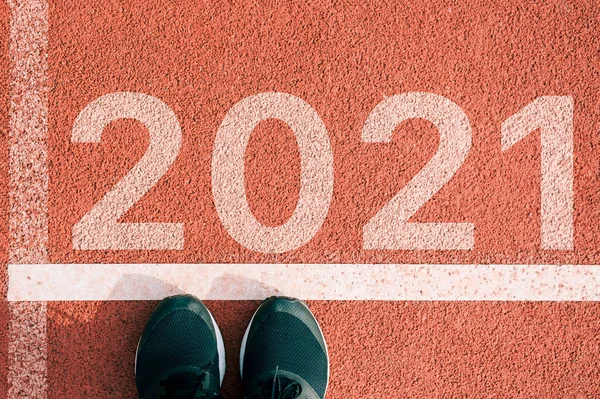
xmin=501 ymin=96 xmax=574 ymax=250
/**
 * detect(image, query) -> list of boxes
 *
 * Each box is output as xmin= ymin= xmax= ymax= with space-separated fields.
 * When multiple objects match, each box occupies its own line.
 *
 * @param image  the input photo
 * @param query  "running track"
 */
xmin=1 ymin=0 xmax=600 ymax=397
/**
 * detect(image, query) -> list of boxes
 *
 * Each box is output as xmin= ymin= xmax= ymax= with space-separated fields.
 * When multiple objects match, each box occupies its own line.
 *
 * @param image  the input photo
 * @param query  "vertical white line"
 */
xmin=7 ymin=302 xmax=47 ymax=398
xmin=7 ymin=0 xmax=49 ymax=398
xmin=8 ymin=0 xmax=48 ymax=264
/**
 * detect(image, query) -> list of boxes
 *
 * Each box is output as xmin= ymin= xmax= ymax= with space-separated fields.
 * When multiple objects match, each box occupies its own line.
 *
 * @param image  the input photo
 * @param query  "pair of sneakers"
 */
xmin=135 ymin=295 xmax=330 ymax=399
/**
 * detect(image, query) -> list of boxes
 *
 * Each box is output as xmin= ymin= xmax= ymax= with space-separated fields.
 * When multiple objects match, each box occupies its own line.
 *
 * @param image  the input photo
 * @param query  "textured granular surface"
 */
xmin=45 ymin=301 xmax=600 ymax=398
xmin=2 ymin=0 xmax=600 ymax=398
xmin=1 ymin=2 xmax=10 ymax=398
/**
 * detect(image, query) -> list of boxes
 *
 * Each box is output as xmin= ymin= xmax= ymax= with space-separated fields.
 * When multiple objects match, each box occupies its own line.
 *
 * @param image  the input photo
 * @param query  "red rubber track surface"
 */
xmin=2 ymin=1 xmax=600 ymax=398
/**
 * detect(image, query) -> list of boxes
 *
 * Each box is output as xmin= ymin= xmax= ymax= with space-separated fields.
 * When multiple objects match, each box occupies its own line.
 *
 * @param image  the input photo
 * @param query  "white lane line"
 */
xmin=8 ymin=0 xmax=49 ymax=265
xmin=7 ymin=302 xmax=47 ymax=399
xmin=8 ymin=263 xmax=600 ymax=301
xmin=8 ymin=0 xmax=49 ymax=398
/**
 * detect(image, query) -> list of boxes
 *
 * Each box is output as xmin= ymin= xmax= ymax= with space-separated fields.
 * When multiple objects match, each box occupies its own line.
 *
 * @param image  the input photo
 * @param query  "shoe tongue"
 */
xmin=162 ymin=372 xmax=202 ymax=399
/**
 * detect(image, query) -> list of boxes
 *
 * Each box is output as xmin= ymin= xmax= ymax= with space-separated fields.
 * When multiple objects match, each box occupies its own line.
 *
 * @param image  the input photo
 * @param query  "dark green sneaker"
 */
xmin=135 ymin=295 xmax=225 ymax=399
xmin=240 ymin=297 xmax=329 ymax=399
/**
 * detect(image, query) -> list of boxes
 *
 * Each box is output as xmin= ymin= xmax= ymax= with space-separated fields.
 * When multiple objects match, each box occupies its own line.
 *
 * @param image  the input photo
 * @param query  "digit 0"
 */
xmin=211 ymin=92 xmax=334 ymax=253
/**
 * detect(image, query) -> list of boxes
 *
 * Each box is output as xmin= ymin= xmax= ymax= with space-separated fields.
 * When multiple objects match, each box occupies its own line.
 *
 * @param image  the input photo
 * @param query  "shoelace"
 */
xmin=158 ymin=370 xmax=222 ymax=399
xmin=253 ymin=366 xmax=302 ymax=399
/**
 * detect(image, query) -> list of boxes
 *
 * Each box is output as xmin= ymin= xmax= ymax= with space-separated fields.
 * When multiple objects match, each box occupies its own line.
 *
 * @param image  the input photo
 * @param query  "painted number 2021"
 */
xmin=71 ymin=92 xmax=573 ymax=253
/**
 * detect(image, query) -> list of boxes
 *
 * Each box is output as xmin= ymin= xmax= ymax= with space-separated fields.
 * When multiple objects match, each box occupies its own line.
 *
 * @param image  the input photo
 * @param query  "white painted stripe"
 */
xmin=7 ymin=302 xmax=47 ymax=399
xmin=8 ymin=0 xmax=49 ymax=265
xmin=8 ymin=263 xmax=600 ymax=301
xmin=8 ymin=0 xmax=49 ymax=398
